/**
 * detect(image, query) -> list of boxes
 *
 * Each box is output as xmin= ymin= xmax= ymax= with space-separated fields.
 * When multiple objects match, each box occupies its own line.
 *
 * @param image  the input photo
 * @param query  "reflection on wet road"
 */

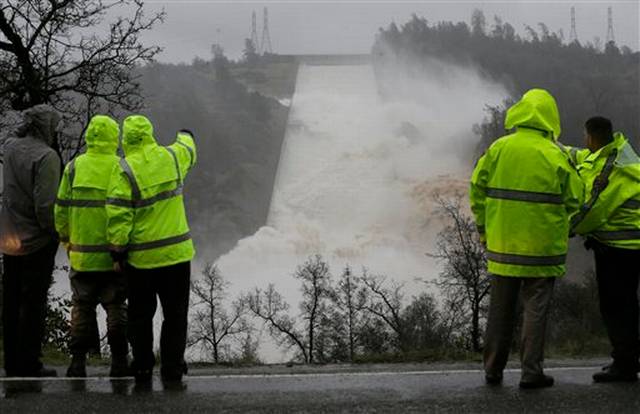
xmin=1 ymin=366 xmax=640 ymax=413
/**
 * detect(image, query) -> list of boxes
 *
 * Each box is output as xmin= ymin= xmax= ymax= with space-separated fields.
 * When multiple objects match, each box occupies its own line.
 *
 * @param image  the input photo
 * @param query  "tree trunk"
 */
xmin=349 ymin=318 xmax=354 ymax=362
xmin=471 ymin=300 xmax=481 ymax=352
xmin=308 ymin=322 xmax=314 ymax=364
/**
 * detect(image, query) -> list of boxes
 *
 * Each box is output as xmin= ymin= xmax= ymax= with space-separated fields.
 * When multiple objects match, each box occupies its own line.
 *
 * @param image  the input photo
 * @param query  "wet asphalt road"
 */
xmin=1 ymin=365 xmax=639 ymax=413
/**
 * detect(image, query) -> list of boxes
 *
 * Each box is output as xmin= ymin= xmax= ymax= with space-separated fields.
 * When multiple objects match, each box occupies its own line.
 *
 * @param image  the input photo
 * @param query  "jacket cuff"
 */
xmin=476 ymin=225 xmax=486 ymax=242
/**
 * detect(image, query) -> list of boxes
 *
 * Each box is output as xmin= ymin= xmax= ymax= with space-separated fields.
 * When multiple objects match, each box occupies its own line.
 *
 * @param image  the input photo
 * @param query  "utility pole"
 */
xmin=261 ymin=7 xmax=273 ymax=55
xmin=569 ymin=6 xmax=578 ymax=43
xmin=606 ymin=6 xmax=615 ymax=44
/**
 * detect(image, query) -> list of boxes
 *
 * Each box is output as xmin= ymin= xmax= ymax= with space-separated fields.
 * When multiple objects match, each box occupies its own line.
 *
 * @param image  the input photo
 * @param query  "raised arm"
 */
xmin=168 ymin=130 xmax=197 ymax=180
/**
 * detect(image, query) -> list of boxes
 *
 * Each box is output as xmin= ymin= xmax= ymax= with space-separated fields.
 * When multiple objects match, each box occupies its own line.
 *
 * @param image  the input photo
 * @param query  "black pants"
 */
xmin=2 ymin=241 xmax=58 ymax=376
xmin=126 ymin=261 xmax=190 ymax=379
xmin=592 ymin=240 xmax=640 ymax=369
xmin=69 ymin=271 xmax=128 ymax=357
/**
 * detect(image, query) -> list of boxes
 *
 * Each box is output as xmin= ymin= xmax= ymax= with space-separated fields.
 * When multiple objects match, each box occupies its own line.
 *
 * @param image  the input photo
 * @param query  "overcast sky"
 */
xmin=138 ymin=1 xmax=639 ymax=62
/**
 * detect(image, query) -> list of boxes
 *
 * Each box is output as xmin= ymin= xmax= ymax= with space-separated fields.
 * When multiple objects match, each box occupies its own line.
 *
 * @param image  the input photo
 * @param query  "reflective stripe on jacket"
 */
xmin=571 ymin=132 xmax=640 ymax=249
xmin=55 ymin=115 xmax=120 ymax=271
xmin=106 ymin=115 xmax=196 ymax=269
xmin=470 ymin=89 xmax=584 ymax=277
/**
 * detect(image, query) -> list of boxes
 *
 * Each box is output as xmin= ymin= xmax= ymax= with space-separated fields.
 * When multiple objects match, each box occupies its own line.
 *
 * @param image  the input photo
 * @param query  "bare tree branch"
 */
xmin=361 ymin=271 xmax=406 ymax=350
xmin=246 ymin=284 xmax=309 ymax=363
xmin=427 ymin=194 xmax=490 ymax=352
xmin=188 ymin=264 xmax=249 ymax=363
xmin=0 ymin=0 xmax=164 ymax=161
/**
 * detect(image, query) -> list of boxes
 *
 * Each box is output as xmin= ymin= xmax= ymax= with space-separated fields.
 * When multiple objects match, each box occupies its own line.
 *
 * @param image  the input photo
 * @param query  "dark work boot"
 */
xmin=161 ymin=366 xmax=186 ymax=392
xmin=66 ymin=354 xmax=87 ymax=378
xmin=600 ymin=362 xmax=640 ymax=373
xmin=485 ymin=372 xmax=503 ymax=385
xmin=110 ymin=355 xmax=131 ymax=377
xmin=131 ymin=360 xmax=152 ymax=383
xmin=162 ymin=378 xmax=187 ymax=392
xmin=519 ymin=374 xmax=554 ymax=389
xmin=160 ymin=367 xmax=183 ymax=383
xmin=593 ymin=364 xmax=638 ymax=383
xmin=134 ymin=368 xmax=152 ymax=383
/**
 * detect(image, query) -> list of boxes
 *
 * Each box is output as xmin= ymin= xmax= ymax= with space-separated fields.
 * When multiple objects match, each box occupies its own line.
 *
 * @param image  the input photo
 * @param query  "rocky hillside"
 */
xmin=138 ymin=62 xmax=293 ymax=260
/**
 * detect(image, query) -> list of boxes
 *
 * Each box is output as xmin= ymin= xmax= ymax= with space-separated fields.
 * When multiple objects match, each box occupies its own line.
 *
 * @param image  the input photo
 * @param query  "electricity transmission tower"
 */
xmin=260 ymin=7 xmax=273 ymax=55
xmin=606 ymin=6 xmax=615 ymax=43
xmin=569 ymin=6 xmax=578 ymax=43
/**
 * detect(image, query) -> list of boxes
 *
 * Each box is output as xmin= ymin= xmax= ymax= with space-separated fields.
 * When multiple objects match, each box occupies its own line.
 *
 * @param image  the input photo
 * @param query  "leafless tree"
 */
xmin=294 ymin=254 xmax=332 ymax=363
xmin=231 ymin=330 xmax=261 ymax=365
xmin=428 ymin=194 xmax=490 ymax=352
xmin=361 ymin=271 xmax=406 ymax=351
xmin=0 ymin=0 xmax=163 ymax=160
xmin=331 ymin=266 xmax=368 ymax=361
xmin=189 ymin=264 xmax=249 ymax=364
xmin=246 ymin=284 xmax=309 ymax=363
xmin=246 ymin=255 xmax=333 ymax=364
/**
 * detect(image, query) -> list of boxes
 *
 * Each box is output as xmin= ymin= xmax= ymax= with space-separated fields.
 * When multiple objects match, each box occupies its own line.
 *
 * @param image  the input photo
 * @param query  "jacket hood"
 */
xmin=16 ymin=104 xmax=61 ymax=147
xmin=85 ymin=115 xmax=119 ymax=155
xmin=581 ymin=132 xmax=640 ymax=183
xmin=504 ymin=88 xmax=561 ymax=140
xmin=122 ymin=115 xmax=157 ymax=155
xmin=611 ymin=132 xmax=640 ymax=168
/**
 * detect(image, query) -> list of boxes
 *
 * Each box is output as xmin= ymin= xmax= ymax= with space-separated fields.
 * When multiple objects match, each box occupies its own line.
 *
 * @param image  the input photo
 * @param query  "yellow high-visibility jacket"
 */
xmin=470 ymin=89 xmax=584 ymax=277
xmin=106 ymin=115 xmax=197 ymax=269
xmin=55 ymin=115 xmax=120 ymax=271
xmin=572 ymin=132 xmax=640 ymax=249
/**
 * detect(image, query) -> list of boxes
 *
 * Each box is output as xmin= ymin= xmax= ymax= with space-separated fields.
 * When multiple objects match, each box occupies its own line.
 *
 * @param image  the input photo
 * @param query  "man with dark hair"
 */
xmin=1 ymin=104 xmax=61 ymax=377
xmin=585 ymin=116 xmax=614 ymax=149
xmin=572 ymin=116 xmax=640 ymax=382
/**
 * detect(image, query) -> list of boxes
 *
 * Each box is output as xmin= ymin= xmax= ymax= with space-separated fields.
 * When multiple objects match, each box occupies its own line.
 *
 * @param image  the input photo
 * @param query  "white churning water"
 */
xmin=216 ymin=63 xmax=506 ymax=361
